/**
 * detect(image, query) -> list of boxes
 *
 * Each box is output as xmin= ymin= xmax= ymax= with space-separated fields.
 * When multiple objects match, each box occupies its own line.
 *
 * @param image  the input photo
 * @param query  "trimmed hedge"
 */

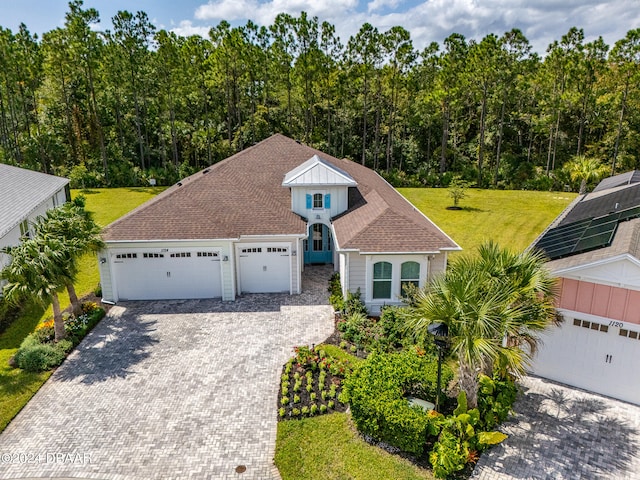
xmin=341 ymin=348 xmax=453 ymax=455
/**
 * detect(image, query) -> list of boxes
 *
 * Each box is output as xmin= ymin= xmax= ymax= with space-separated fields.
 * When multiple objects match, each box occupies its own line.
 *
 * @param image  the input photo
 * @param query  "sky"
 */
xmin=2 ymin=0 xmax=639 ymax=55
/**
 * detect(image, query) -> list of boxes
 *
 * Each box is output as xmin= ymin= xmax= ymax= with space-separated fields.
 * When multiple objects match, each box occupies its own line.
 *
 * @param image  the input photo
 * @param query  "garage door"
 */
xmin=112 ymin=250 xmax=222 ymax=300
xmin=530 ymin=315 xmax=640 ymax=404
xmin=238 ymin=246 xmax=290 ymax=293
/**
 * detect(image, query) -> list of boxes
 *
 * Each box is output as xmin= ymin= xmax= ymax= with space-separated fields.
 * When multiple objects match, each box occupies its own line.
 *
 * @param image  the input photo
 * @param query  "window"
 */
xmin=312 ymin=224 xmax=323 ymax=251
xmin=142 ymin=253 xmax=164 ymax=258
xmin=197 ymin=252 xmax=218 ymax=257
xmin=401 ymin=262 xmax=420 ymax=294
xmin=313 ymin=193 xmax=323 ymax=209
xmin=19 ymin=219 xmax=30 ymax=239
xmin=372 ymin=261 xmax=392 ymax=299
xmin=115 ymin=253 xmax=137 ymax=259
xmin=169 ymin=252 xmax=191 ymax=258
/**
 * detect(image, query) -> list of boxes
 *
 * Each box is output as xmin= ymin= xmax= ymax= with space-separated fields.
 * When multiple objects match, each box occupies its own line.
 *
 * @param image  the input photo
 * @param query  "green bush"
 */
xmin=15 ymin=343 xmax=67 ymax=372
xmin=328 ymin=273 xmax=345 ymax=312
xmin=341 ymin=348 xmax=452 ymax=455
xmin=430 ymin=391 xmax=508 ymax=479
xmin=477 ymin=374 xmax=518 ymax=430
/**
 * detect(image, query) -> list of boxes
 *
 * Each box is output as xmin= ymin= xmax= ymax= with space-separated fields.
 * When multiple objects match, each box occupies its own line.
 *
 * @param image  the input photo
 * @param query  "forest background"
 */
xmin=1 ymin=0 xmax=639 ymax=190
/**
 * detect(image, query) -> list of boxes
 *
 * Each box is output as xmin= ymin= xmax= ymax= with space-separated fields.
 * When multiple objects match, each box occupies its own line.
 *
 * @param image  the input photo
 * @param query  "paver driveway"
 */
xmin=471 ymin=375 xmax=640 ymax=480
xmin=0 ymin=267 xmax=334 ymax=480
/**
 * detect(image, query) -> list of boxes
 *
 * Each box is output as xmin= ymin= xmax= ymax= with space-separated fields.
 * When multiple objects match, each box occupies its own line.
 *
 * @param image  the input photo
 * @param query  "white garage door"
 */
xmin=112 ymin=250 xmax=222 ymax=300
xmin=238 ymin=246 xmax=290 ymax=293
xmin=530 ymin=316 xmax=640 ymax=404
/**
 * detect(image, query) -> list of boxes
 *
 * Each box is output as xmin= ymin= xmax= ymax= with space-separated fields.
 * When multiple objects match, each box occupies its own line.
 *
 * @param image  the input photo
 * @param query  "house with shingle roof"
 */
xmin=530 ymin=170 xmax=640 ymax=404
xmin=98 ymin=134 xmax=460 ymax=313
xmin=0 ymin=164 xmax=70 ymax=289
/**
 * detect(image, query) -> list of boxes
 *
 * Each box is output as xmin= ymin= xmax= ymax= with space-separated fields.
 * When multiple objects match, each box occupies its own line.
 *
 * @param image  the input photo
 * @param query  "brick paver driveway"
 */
xmin=471 ymin=375 xmax=640 ymax=480
xmin=0 ymin=267 xmax=334 ymax=480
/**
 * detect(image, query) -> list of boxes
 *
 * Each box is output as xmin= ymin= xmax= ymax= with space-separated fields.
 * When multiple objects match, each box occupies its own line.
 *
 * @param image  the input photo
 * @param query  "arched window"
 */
xmin=313 ymin=193 xmax=323 ymax=208
xmin=373 ymin=261 xmax=392 ymax=299
xmin=401 ymin=261 xmax=420 ymax=294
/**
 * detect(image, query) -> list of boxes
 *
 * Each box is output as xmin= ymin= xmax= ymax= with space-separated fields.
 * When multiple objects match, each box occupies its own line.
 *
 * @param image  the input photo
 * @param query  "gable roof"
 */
xmin=532 ymin=170 xmax=640 ymax=263
xmin=0 ymin=164 xmax=69 ymax=238
xmin=282 ymin=154 xmax=357 ymax=187
xmin=103 ymin=134 xmax=460 ymax=254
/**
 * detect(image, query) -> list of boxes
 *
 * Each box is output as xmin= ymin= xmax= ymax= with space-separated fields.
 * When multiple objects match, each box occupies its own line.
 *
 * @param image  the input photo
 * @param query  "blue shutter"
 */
xmin=306 ymin=194 xmax=312 ymax=209
xmin=325 ymin=194 xmax=331 ymax=209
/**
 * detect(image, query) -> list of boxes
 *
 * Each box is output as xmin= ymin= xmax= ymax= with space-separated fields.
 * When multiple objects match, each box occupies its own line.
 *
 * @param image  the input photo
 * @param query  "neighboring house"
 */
xmin=0 ymin=164 xmax=70 ymax=289
xmin=98 ymin=134 xmax=460 ymax=313
xmin=530 ymin=170 xmax=640 ymax=404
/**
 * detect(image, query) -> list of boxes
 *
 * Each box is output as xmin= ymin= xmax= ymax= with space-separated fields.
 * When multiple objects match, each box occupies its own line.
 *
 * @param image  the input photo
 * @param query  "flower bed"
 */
xmin=11 ymin=301 xmax=105 ymax=372
xmin=277 ymin=345 xmax=354 ymax=420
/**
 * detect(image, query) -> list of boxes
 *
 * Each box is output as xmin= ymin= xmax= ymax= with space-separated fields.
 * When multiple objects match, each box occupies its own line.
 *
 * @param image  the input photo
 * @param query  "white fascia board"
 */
xmin=105 ymin=238 xmax=239 ymax=244
xmin=238 ymin=234 xmax=307 ymax=239
xmin=359 ymin=250 xmax=442 ymax=255
xmin=552 ymin=253 xmax=640 ymax=276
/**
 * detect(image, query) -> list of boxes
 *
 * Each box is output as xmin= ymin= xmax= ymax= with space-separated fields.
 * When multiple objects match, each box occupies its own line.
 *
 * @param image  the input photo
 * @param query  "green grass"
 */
xmin=275 ymin=413 xmax=434 ymax=480
xmin=398 ymin=188 xmax=577 ymax=253
xmin=0 ymin=187 xmax=163 ymax=433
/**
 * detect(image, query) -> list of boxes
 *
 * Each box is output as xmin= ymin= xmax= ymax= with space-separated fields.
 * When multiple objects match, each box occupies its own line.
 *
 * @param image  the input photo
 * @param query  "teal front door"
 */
xmin=304 ymin=223 xmax=332 ymax=264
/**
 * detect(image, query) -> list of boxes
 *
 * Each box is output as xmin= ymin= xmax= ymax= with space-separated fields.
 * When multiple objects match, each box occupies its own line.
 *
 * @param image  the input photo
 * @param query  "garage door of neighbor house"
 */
xmin=531 ymin=316 xmax=640 ymax=405
xmin=112 ymin=250 xmax=222 ymax=300
xmin=238 ymin=245 xmax=290 ymax=293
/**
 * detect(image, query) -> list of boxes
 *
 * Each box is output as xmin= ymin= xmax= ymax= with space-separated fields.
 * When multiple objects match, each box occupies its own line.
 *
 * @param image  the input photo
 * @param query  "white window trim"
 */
xmin=365 ymin=255 xmax=430 ymax=305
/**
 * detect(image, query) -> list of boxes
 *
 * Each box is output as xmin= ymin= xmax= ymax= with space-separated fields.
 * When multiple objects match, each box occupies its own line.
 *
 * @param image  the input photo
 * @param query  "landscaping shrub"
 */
xmin=15 ymin=343 xmax=67 ymax=372
xmin=341 ymin=348 xmax=452 ymax=455
xmin=477 ymin=373 xmax=518 ymax=430
xmin=336 ymin=306 xmax=414 ymax=353
xmin=429 ymin=391 xmax=508 ymax=479
xmin=13 ymin=302 xmax=105 ymax=372
xmin=328 ymin=273 xmax=344 ymax=312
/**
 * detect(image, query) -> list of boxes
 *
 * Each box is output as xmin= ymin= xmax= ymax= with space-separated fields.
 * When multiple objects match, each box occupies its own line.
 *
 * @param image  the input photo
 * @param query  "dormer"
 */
xmin=283 ymin=155 xmax=357 ymax=222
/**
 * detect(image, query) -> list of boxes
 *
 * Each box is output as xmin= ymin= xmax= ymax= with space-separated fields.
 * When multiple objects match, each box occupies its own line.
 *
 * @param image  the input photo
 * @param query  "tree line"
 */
xmin=1 ymin=0 xmax=639 ymax=189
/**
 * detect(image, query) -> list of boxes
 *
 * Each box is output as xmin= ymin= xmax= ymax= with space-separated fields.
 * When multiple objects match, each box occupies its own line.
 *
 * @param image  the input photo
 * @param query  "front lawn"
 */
xmin=275 ymin=413 xmax=434 ymax=480
xmin=0 ymin=187 xmax=164 ymax=432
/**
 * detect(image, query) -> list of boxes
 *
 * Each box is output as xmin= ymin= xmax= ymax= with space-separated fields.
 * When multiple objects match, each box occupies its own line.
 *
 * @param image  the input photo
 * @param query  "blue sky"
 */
xmin=2 ymin=0 xmax=639 ymax=54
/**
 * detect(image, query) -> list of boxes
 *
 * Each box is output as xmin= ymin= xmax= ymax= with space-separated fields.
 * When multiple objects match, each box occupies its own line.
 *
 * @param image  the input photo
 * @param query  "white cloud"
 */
xmin=182 ymin=0 xmax=640 ymax=55
xmin=170 ymin=20 xmax=212 ymax=38
xmin=367 ymin=0 xmax=402 ymax=13
xmin=195 ymin=0 xmax=259 ymax=21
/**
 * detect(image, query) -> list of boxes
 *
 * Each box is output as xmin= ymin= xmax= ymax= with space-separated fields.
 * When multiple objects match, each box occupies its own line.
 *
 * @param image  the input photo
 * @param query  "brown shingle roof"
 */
xmin=103 ymin=134 xmax=460 ymax=253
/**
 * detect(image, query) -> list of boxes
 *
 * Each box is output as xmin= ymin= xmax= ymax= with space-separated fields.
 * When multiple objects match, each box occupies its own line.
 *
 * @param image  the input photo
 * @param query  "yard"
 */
xmin=0 ymin=187 xmax=165 ymax=432
xmin=0 ymin=186 xmax=576 ymax=478
xmin=275 ymin=187 xmax=577 ymax=480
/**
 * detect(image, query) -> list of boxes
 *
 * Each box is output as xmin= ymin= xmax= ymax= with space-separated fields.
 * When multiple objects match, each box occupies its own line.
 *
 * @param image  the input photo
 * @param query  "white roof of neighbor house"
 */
xmin=0 ymin=164 xmax=69 ymax=238
xmin=282 ymin=154 xmax=357 ymax=187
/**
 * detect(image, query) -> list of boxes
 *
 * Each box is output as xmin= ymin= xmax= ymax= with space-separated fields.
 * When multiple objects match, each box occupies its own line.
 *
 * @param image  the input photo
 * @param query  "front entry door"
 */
xmin=304 ymin=224 xmax=332 ymax=264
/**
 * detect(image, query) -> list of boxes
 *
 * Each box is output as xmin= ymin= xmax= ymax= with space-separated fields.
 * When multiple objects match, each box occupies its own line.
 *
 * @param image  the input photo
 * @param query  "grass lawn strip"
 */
xmin=0 ymin=187 xmax=164 ymax=433
xmin=275 ymin=413 xmax=434 ymax=480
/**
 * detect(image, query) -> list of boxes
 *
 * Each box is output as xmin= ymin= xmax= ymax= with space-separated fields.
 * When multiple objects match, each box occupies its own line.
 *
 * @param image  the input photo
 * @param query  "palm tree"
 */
xmin=405 ymin=241 xmax=558 ymax=408
xmin=563 ymin=155 xmax=609 ymax=194
xmin=1 ymin=237 xmax=72 ymax=341
xmin=32 ymin=196 xmax=103 ymax=316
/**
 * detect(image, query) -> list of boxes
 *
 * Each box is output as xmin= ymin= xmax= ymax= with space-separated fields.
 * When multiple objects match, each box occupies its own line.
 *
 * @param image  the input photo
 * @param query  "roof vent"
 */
xmin=202 ymin=169 xmax=210 ymax=174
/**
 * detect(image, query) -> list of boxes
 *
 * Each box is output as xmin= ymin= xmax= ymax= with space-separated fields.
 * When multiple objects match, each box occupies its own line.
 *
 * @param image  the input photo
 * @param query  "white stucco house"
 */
xmin=530 ymin=170 xmax=640 ymax=404
xmin=97 ymin=134 xmax=460 ymax=313
xmin=0 ymin=164 xmax=70 ymax=289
